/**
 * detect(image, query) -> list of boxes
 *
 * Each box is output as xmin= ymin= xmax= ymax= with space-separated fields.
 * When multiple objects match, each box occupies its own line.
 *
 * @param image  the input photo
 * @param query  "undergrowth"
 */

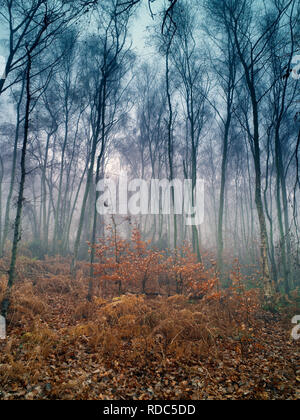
xmin=0 ymin=248 xmax=299 ymax=400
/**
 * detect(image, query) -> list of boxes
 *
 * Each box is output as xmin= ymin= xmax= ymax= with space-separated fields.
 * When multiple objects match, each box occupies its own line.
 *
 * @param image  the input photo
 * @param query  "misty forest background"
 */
xmin=0 ymin=0 xmax=300 ymax=401
xmin=0 ymin=0 xmax=300 ymax=315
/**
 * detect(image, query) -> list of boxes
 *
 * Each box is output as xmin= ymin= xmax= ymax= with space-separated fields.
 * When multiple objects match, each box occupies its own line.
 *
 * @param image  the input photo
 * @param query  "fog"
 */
xmin=0 ymin=0 xmax=299 ymax=306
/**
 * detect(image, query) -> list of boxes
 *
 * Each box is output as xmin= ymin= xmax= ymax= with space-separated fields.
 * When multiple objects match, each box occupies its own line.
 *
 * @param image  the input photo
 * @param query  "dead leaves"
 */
xmin=0 ymin=257 xmax=299 ymax=400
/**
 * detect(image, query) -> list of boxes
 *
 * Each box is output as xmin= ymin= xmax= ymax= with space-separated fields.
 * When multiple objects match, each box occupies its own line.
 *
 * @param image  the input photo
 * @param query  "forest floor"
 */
xmin=0 ymin=257 xmax=299 ymax=400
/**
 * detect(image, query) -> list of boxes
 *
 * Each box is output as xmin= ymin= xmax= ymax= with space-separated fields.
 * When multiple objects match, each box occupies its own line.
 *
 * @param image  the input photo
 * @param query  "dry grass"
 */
xmin=0 ymin=258 xmax=299 ymax=400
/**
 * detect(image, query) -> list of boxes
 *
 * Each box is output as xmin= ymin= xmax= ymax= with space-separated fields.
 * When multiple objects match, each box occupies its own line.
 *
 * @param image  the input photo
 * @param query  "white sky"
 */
xmin=129 ymin=0 xmax=164 ymax=60
xmin=0 ymin=0 xmax=165 ymax=122
xmin=0 ymin=1 xmax=165 ymax=59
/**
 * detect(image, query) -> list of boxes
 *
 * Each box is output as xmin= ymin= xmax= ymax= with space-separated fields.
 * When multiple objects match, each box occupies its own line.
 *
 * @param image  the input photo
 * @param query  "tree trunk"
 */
xmin=1 ymin=52 xmax=32 ymax=318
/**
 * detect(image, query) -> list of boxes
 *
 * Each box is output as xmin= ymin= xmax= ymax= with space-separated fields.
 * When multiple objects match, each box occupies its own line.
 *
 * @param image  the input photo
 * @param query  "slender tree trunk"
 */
xmin=252 ymin=99 xmax=274 ymax=297
xmin=165 ymin=39 xmax=177 ymax=251
xmin=88 ymin=76 xmax=106 ymax=300
xmin=88 ymin=154 xmax=103 ymax=301
xmin=275 ymin=129 xmax=291 ymax=293
xmin=71 ymin=136 xmax=97 ymax=274
xmin=0 ymin=80 xmax=25 ymax=256
xmin=1 ymin=52 xmax=32 ymax=318
xmin=217 ymin=113 xmax=231 ymax=280
xmin=234 ymin=29 xmax=275 ymax=296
